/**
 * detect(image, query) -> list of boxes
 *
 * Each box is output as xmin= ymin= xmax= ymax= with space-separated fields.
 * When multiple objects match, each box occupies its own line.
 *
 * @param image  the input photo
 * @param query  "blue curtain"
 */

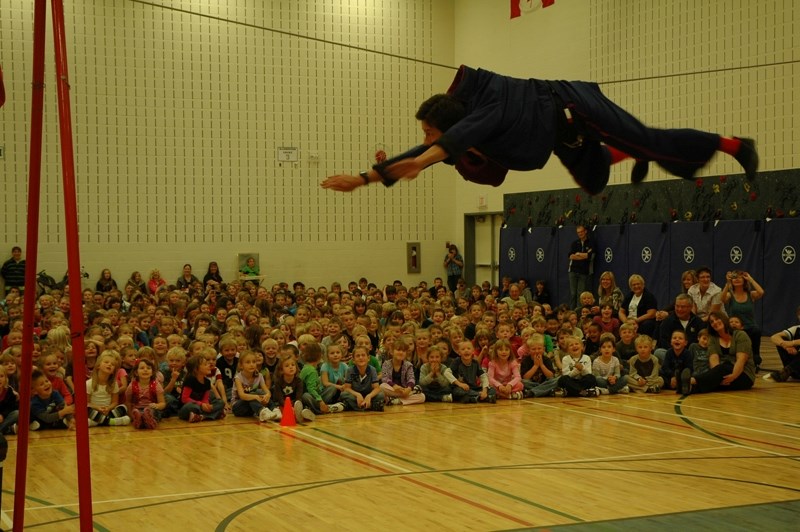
xmin=499 ymin=226 xmax=527 ymax=286
xmin=762 ymin=218 xmax=800 ymax=333
xmin=626 ymin=223 xmax=671 ymax=308
xmin=669 ymin=221 xmax=713 ymax=298
xmin=525 ymin=226 xmax=560 ymax=300
xmin=712 ymin=220 xmax=764 ymax=328
xmin=593 ymin=224 xmax=630 ymax=301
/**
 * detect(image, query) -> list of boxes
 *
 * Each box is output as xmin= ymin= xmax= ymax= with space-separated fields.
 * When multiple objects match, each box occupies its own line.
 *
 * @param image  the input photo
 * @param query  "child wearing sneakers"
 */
xmin=487 ymin=339 xmax=524 ymax=400
xmin=179 ymin=355 xmax=226 ymax=423
xmin=380 ymin=336 xmax=425 ymax=406
xmin=271 ymin=353 xmax=315 ymax=422
xmin=661 ymin=330 xmax=694 ymax=393
xmin=341 ymin=346 xmax=385 ymax=412
xmin=520 ymin=334 xmax=559 ymax=398
xmin=320 ymin=344 xmax=348 ymax=404
xmin=626 ymin=335 xmax=664 ymax=393
xmin=231 ymin=350 xmax=275 ymax=422
xmin=450 ymin=340 xmax=496 ymax=404
xmin=592 ymin=333 xmax=628 ymax=394
xmin=342 ymin=347 xmax=385 ymax=412
xmin=30 ymin=368 xmax=75 ymax=430
xmin=299 ymin=343 xmax=345 ymax=414
xmin=418 ymin=345 xmax=455 ymax=402
xmin=558 ymin=336 xmax=599 ymax=397
xmin=87 ymin=351 xmax=130 ymax=426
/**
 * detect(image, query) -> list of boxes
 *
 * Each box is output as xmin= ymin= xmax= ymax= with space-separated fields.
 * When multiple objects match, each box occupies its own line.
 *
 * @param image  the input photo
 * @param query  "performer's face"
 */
xmin=421 ymin=121 xmax=443 ymax=145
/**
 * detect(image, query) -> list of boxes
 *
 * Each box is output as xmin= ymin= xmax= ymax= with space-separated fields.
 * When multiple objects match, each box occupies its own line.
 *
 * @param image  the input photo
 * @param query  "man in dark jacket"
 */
xmin=323 ymin=65 xmax=758 ymax=194
xmin=1 ymin=247 xmax=25 ymax=295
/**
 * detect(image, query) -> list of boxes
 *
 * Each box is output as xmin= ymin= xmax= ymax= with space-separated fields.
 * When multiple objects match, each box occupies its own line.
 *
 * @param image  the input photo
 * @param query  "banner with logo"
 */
xmin=626 ymin=223 xmax=671 ymax=309
xmin=712 ymin=220 xmax=764 ymax=328
xmin=592 ymin=225 xmax=630 ymax=301
xmin=668 ymin=222 xmax=713 ymax=301
xmin=762 ymin=218 xmax=799 ymax=332
xmin=525 ymin=226 xmax=560 ymax=301
xmin=499 ymin=226 xmax=527 ymax=287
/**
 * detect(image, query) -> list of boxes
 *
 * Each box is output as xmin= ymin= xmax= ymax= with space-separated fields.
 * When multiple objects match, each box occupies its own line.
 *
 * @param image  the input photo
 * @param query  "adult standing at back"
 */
xmin=443 ymin=244 xmax=464 ymax=293
xmin=1 ymin=246 xmax=25 ymax=295
xmin=568 ymin=225 xmax=595 ymax=309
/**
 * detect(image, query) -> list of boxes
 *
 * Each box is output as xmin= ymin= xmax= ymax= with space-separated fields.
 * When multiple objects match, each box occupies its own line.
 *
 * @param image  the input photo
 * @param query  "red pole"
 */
xmin=51 ymin=1 xmax=94 ymax=530
xmin=13 ymin=1 xmax=48 ymax=530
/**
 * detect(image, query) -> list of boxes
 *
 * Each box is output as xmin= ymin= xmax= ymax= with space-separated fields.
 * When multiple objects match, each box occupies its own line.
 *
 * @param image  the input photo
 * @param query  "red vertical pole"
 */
xmin=51 ymin=1 xmax=94 ymax=530
xmin=14 ymin=1 xmax=48 ymax=530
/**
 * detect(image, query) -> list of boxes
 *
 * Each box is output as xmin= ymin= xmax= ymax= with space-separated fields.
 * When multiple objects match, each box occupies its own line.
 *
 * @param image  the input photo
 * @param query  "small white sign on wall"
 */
xmin=276 ymin=147 xmax=299 ymax=162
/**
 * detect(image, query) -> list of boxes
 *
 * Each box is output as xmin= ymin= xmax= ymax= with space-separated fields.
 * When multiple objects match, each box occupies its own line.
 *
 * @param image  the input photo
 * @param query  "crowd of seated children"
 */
xmin=0 ymin=262 xmax=783 ymax=434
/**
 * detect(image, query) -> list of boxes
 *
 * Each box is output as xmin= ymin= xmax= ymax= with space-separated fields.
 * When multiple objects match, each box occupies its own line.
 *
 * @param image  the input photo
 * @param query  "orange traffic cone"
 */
xmin=280 ymin=397 xmax=297 ymax=427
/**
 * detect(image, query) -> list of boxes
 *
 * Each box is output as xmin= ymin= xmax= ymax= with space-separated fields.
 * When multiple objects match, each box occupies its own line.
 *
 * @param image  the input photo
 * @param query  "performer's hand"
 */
xmin=321 ymin=174 xmax=364 ymax=192
xmin=384 ymin=157 xmax=423 ymax=181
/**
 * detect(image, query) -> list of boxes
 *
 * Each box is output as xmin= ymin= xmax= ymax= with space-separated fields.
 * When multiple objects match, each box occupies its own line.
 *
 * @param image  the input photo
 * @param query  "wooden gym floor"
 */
xmin=3 ymin=349 xmax=799 ymax=531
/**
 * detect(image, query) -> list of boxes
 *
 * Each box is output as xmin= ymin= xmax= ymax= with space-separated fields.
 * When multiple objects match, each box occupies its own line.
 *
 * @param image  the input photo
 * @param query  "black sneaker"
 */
xmin=770 ymin=369 xmax=790 ymax=383
xmin=733 ymin=137 xmax=758 ymax=181
xmin=681 ymin=368 xmax=693 ymax=395
xmin=631 ymin=160 xmax=649 ymax=184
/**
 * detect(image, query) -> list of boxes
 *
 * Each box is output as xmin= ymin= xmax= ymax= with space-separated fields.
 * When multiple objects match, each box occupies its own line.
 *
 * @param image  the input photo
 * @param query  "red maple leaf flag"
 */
xmin=511 ymin=0 xmax=555 ymax=19
xmin=0 ymin=65 xmax=5 ymax=108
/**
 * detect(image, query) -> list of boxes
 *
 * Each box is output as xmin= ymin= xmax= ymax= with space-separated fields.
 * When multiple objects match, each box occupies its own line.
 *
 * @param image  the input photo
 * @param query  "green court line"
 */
xmin=312 ymin=427 xmax=583 ymax=522
xmin=2 ymin=489 xmax=111 ymax=532
xmin=673 ymin=397 xmax=742 ymax=445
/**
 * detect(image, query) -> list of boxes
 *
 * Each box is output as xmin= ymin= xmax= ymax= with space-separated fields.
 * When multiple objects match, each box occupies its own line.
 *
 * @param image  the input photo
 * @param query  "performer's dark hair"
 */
xmin=416 ymin=94 xmax=465 ymax=132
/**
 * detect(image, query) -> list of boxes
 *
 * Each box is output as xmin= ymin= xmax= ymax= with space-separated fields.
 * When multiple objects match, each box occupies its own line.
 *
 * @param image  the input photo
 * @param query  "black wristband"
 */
xmin=359 ymin=171 xmax=370 ymax=184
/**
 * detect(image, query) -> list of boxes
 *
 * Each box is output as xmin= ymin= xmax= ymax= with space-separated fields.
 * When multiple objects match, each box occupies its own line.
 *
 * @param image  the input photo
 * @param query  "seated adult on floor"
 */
xmin=654 ymin=294 xmax=705 ymax=361
xmin=765 ymin=305 xmax=800 ymax=383
xmin=618 ymin=274 xmax=658 ymax=337
xmin=684 ymin=311 xmax=756 ymax=394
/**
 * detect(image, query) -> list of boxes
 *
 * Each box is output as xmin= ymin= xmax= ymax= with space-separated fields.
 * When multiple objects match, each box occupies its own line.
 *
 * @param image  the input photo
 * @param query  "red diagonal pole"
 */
xmin=14 ymin=1 xmax=47 ymax=530
xmin=51 ymin=0 xmax=94 ymax=530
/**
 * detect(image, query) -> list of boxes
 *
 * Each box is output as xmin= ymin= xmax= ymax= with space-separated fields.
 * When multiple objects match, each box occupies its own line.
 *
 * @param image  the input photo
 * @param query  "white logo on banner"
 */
xmin=782 ymin=246 xmax=796 ymax=265
xmin=605 ymin=248 xmax=613 ymax=263
xmin=536 ymin=248 xmax=545 ymax=262
xmin=730 ymin=246 xmax=743 ymax=264
xmin=641 ymin=247 xmax=653 ymax=263
xmin=508 ymin=247 xmax=516 ymax=261
xmin=683 ymin=246 xmax=695 ymax=263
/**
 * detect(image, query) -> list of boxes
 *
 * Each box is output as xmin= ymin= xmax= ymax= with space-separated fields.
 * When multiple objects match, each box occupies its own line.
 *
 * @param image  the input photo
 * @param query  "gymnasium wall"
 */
xmin=0 ymin=0 xmax=456 ymax=288
xmin=2 ymin=1 xmax=797 ymax=291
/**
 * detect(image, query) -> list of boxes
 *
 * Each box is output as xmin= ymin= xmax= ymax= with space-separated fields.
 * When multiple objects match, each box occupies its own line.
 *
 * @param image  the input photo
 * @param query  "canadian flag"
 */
xmin=511 ymin=0 xmax=555 ymax=19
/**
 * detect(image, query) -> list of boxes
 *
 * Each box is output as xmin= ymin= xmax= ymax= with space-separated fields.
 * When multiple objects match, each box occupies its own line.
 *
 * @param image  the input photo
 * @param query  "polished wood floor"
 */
xmin=3 ymin=349 xmax=799 ymax=531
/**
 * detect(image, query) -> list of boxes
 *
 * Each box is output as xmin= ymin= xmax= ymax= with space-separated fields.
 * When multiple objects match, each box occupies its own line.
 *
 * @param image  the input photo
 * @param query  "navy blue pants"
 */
xmin=550 ymin=81 xmax=720 ymax=183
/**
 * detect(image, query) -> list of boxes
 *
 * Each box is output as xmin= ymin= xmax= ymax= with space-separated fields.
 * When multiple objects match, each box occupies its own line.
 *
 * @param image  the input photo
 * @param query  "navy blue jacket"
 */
xmin=375 ymin=65 xmax=557 ymax=187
